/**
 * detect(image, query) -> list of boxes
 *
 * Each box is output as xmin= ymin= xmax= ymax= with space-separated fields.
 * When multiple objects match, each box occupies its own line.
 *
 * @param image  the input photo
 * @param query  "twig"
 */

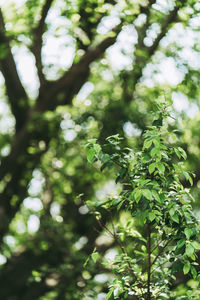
xmin=151 ymin=238 xmax=172 ymax=266
xmin=146 ymin=224 xmax=151 ymax=300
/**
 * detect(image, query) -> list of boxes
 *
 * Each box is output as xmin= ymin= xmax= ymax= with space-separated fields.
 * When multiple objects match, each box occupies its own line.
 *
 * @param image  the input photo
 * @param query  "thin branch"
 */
xmin=31 ymin=0 xmax=54 ymax=86
xmin=146 ymin=224 xmax=151 ymax=300
xmin=0 ymin=8 xmax=29 ymax=131
xmin=96 ymin=213 xmax=135 ymax=276
xmin=148 ymin=6 xmax=179 ymax=57
xmin=151 ymin=238 xmax=172 ymax=266
xmin=95 ymin=211 xmax=145 ymax=297
xmin=123 ymin=1 xmax=186 ymax=103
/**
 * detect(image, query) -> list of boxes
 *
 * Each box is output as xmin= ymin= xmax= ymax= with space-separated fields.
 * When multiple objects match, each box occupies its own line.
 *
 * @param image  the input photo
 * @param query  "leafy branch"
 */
xmin=85 ymin=100 xmax=200 ymax=299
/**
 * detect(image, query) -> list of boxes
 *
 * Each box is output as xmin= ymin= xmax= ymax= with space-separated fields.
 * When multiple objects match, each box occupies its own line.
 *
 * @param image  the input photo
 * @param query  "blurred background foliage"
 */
xmin=0 ymin=0 xmax=200 ymax=299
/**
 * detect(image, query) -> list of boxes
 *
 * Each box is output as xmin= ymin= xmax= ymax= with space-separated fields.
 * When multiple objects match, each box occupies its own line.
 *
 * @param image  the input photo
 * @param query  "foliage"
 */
xmin=86 ymin=102 xmax=200 ymax=299
xmin=0 ymin=0 xmax=200 ymax=299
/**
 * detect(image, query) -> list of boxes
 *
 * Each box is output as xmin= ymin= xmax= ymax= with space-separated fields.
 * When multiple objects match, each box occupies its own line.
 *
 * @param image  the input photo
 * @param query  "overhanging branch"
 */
xmin=36 ymin=26 xmax=122 ymax=111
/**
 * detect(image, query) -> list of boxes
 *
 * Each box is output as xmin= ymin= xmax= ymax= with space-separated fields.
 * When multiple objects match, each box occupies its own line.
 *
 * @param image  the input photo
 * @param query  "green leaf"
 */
xmin=185 ymin=244 xmax=195 ymax=257
xmin=87 ymin=139 xmax=97 ymax=144
xmin=188 ymin=175 xmax=193 ymax=186
xmin=152 ymin=190 xmax=160 ymax=202
xmin=157 ymin=162 xmax=165 ymax=173
xmin=191 ymin=241 xmax=200 ymax=250
xmin=134 ymin=189 xmax=142 ymax=203
xmin=191 ymin=266 xmax=197 ymax=279
xmin=105 ymin=289 xmax=114 ymax=300
xmin=183 ymin=171 xmax=189 ymax=180
xmin=171 ymin=213 xmax=179 ymax=223
xmin=142 ymin=189 xmax=152 ymax=200
xmin=140 ymin=210 xmax=148 ymax=223
xmin=87 ymin=148 xmax=95 ymax=163
xmin=184 ymin=228 xmax=193 ymax=240
xmin=149 ymin=163 xmax=156 ymax=174
xmin=143 ymin=139 xmax=152 ymax=149
xmin=183 ymin=262 xmax=190 ymax=274
xmin=149 ymin=211 xmax=156 ymax=222
xmin=174 ymin=148 xmax=181 ymax=159
xmin=117 ymin=200 xmax=124 ymax=211
xmin=169 ymin=208 xmax=175 ymax=216
xmin=93 ymin=143 xmax=101 ymax=154
xmin=91 ymin=252 xmax=99 ymax=263
xmin=177 ymin=239 xmax=185 ymax=249
xmin=197 ymin=274 xmax=200 ymax=283
xmin=178 ymin=147 xmax=187 ymax=160
xmin=116 ymin=167 xmax=127 ymax=183
xmin=101 ymin=153 xmax=110 ymax=163
xmin=150 ymin=147 xmax=159 ymax=157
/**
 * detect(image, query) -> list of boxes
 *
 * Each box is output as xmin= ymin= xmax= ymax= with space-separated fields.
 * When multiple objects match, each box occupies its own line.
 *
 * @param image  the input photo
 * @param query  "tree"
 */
xmin=86 ymin=101 xmax=200 ymax=299
xmin=0 ymin=0 xmax=199 ymax=299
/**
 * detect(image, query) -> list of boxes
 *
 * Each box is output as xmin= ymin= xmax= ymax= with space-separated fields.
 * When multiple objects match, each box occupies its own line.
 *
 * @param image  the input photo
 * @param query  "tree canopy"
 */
xmin=0 ymin=0 xmax=200 ymax=299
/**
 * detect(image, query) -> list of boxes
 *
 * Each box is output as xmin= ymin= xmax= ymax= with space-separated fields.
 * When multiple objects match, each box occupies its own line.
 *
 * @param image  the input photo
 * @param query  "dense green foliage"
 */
xmin=86 ymin=102 xmax=200 ymax=299
xmin=0 ymin=0 xmax=200 ymax=299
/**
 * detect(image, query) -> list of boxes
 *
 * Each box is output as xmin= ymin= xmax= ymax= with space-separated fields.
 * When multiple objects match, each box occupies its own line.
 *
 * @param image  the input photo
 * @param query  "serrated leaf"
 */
xmin=140 ymin=210 xmax=148 ymax=223
xmin=93 ymin=143 xmax=101 ymax=154
xmin=185 ymin=244 xmax=195 ymax=257
xmin=91 ymin=252 xmax=99 ymax=263
xmin=157 ymin=162 xmax=165 ymax=173
xmin=142 ymin=189 xmax=152 ymax=200
xmin=183 ymin=262 xmax=190 ymax=274
xmin=149 ymin=163 xmax=156 ymax=174
xmin=171 ymin=213 xmax=179 ymax=223
xmin=87 ymin=148 xmax=95 ymax=163
xmin=143 ymin=139 xmax=152 ymax=149
xmin=150 ymin=147 xmax=159 ymax=157
xmin=177 ymin=239 xmax=185 ymax=249
xmin=169 ymin=208 xmax=175 ymax=216
xmin=152 ymin=190 xmax=160 ymax=202
xmin=134 ymin=189 xmax=142 ymax=203
xmin=149 ymin=211 xmax=156 ymax=222
xmin=184 ymin=228 xmax=192 ymax=240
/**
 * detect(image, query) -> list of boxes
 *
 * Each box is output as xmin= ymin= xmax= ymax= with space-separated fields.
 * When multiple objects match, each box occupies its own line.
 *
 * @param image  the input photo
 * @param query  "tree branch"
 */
xmin=31 ymin=0 xmax=54 ymax=86
xmin=0 ymin=8 xmax=29 ymax=131
xmin=146 ymin=224 xmax=151 ymax=300
xmin=36 ymin=26 xmax=122 ymax=112
xmin=123 ymin=1 xmax=186 ymax=103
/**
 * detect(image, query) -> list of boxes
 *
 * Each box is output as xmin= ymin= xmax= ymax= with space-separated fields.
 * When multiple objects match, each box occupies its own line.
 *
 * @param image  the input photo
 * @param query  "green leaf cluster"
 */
xmin=86 ymin=101 xmax=200 ymax=299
